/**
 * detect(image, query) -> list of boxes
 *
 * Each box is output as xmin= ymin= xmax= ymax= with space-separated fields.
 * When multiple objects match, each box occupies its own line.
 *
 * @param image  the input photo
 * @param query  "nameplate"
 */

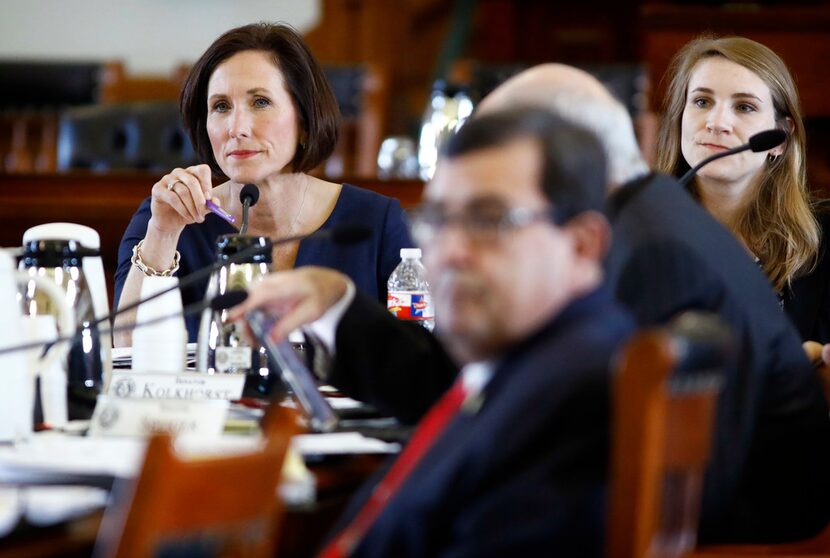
xmin=89 ymin=395 xmax=229 ymax=438
xmin=107 ymin=371 xmax=245 ymax=401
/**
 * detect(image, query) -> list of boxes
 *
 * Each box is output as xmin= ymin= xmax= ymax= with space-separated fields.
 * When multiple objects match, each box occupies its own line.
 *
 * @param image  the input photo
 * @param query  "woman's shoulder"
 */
xmin=815 ymin=203 xmax=830 ymax=232
xmin=320 ymin=183 xmax=411 ymax=250
xmin=810 ymin=204 xmax=830 ymax=263
xmin=792 ymin=204 xmax=830 ymax=282
xmin=813 ymin=210 xmax=830 ymax=274
xmin=331 ymin=183 xmax=403 ymax=218
xmin=786 ymin=204 xmax=830 ymax=342
xmin=338 ymin=183 xmax=400 ymax=206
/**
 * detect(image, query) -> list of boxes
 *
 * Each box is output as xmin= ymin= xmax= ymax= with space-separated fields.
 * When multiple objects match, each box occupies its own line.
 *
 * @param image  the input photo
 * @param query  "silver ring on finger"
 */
xmin=167 ymin=180 xmax=183 ymax=191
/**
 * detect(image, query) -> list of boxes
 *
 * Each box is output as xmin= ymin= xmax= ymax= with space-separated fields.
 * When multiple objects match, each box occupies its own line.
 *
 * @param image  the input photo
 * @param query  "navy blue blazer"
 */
xmin=607 ymin=173 xmax=830 ymax=544
xmin=115 ymin=184 xmax=413 ymax=340
xmin=325 ymin=288 xmax=635 ymax=557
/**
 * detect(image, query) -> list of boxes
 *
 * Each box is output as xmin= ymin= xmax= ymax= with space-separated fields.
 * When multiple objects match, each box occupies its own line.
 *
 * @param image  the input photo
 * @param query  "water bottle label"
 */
xmin=215 ymin=346 xmax=252 ymax=373
xmin=387 ymin=291 xmax=434 ymax=321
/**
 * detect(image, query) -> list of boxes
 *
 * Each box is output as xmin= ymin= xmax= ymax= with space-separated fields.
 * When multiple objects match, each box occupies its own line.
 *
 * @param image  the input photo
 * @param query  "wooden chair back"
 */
xmin=607 ymin=313 xmax=727 ymax=558
xmin=93 ymin=406 xmax=299 ymax=558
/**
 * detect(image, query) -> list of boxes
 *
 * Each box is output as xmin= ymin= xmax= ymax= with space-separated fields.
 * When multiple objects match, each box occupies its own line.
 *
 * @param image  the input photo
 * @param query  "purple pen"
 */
xmin=206 ymin=199 xmax=237 ymax=225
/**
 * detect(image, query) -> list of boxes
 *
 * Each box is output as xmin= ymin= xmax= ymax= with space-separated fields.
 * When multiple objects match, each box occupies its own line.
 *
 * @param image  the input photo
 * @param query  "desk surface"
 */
xmin=0 ymin=452 xmax=386 ymax=558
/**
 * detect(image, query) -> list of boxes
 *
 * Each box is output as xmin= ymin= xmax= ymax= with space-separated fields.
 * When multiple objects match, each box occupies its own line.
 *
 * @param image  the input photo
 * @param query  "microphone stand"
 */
xmin=111 ymin=240 xmax=274 ymax=324
xmin=679 ymin=129 xmax=787 ymax=187
xmin=679 ymin=144 xmax=751 ymax=186
xmin=0 ymin=225 xmax=370 ymax=357
xmin=105 ymin=225 xmax=368 ymax=336
xmin=239 ymin=198 xmax=252 ymax=235
xmin=0 ymin=293 xmax=241 ymax=358
xmin=238 ymin=184 xmax=259 ymax=235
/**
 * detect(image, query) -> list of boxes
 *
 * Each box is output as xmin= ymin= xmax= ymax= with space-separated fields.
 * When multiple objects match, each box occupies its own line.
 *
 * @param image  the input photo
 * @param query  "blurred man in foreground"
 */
xmin=479 ymin=64 xmax=830 ymax=544
xmin=231 ymin=107 xmax=634 ymax=557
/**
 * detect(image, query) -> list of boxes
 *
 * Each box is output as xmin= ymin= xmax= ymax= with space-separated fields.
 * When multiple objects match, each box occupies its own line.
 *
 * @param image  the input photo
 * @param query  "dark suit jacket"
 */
xmin=607 ymin=172 xmax=830 ymax=544
xmin=325 ymin=288 xmax=634 ymax=558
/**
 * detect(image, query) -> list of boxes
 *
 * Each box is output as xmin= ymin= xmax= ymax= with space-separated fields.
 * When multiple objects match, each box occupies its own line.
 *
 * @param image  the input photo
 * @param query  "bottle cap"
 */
xmin=400 ymin=248 xmax=422 ymax=259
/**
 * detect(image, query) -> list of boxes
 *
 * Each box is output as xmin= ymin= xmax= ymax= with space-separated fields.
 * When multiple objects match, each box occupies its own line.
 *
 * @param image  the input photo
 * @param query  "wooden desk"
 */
xmin=0 ymin=453 xmax=386 ymax=558
xmin=0 ymin=172 xmax=424 ymax=307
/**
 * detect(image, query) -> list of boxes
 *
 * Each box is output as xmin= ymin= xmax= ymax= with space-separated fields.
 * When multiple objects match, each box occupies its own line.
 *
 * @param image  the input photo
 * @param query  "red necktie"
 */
xmin=318 ymin=380 xmax=468 ymax=558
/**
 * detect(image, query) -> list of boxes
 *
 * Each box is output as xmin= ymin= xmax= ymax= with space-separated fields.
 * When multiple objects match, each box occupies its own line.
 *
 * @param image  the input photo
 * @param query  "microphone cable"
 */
xmin=106 ymin=224 xmax=371 ymax=333
xmin=0 ymin=291 xmax=248 ymax=358
xmin=679 ymin=129 xmax=787 ymax=186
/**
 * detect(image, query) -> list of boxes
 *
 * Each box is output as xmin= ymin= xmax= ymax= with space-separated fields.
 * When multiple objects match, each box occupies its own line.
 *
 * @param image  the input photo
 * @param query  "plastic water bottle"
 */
xmin=387 ymin=248 xmax=435 ymax=330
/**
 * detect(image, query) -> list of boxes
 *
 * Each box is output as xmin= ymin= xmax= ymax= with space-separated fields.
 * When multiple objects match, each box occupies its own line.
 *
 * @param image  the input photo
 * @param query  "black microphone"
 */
xmin=109 ymin=224 xmax=372 ymax=330
xmin=0 ymin=291 xmax=247 ymax=358
xmin=238 ymin=183 xmax=260 ymax=235
xmin=679 ymin=129 xmax=787 ymax=186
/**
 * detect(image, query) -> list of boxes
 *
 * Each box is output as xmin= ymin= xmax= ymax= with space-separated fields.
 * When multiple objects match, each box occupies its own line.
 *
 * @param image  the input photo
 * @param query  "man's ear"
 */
xmin=563 ymin=210 xmax=611 ymax=263
xmin=772 ymin=116 xmax=795 ymax=157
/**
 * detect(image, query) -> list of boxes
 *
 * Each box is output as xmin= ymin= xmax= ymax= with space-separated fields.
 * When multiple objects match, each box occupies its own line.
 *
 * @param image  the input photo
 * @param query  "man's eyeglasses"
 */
xmin=409 ymin=204 xmax=563 ymax=246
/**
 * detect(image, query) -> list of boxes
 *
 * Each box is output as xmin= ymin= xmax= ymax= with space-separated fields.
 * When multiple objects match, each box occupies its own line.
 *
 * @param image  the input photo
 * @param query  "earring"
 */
xmin=767 ymin=153 xmax=779 ymax=163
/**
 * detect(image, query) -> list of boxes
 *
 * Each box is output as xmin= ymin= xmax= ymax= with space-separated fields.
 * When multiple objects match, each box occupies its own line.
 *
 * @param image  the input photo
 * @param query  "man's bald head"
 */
xmin=478 ymin=64 xmax=615 ymax=114
xmin=477 ymin=64 xmax=649 ymax=188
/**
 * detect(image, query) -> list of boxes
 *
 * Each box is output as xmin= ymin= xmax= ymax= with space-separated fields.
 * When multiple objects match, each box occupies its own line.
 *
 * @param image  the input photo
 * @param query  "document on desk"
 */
xmin=291 ymin=432 xmax=400 ymax=455
xmin=0 ymin=431 xmax=398 ymax=488
xmin=0 ymin=433 xmax=145 ymax=481
xmin=0 ymin=432 xmax=397 ymax=529
xmin=0 ymin=485 xmax=109 ymax=535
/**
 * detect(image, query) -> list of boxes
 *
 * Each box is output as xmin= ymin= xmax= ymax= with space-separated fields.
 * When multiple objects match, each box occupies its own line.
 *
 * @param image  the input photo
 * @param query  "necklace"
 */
xmin=289 ymin=177 xmax=311 ymax=236
xmin=264 ymin=178 xmax=310 ymax=271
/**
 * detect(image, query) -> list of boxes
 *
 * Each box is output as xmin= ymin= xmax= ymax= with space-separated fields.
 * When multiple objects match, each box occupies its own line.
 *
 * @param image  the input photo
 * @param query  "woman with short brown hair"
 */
xmin=114 ymin=22 xmax=412 ymax=344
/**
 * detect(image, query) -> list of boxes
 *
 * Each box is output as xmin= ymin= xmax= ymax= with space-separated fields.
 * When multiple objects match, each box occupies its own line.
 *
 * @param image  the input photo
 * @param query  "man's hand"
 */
xmin=803 ymin=341 xmax=830 ymax=403
xmin=227 ymin=266 xmax=350 ymax=342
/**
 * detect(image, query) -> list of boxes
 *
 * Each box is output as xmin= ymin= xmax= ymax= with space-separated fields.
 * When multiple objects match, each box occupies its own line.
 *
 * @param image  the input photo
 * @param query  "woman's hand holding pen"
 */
xmin=149 ymin=164 xmax=225 ymax=234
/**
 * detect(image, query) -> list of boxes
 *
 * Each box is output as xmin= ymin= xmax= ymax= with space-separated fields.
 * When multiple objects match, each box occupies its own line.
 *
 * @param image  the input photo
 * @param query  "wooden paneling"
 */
xmin=305 ymin=1 xmax=646 ymax=137
xmin=99 ymin=61 xmax=188 ymax=104
xmin=641 ymin=4 xmax=830 ymax=117
xmin=305 ymin=0 xmax=450 ymax=136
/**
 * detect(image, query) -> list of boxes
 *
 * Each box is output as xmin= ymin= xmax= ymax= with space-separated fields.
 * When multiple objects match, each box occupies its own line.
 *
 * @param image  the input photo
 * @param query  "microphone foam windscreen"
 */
xmin=749 ymin=129 xmax=787 ymax=152
xmin=239 ymin=184 xmax=260 ymax=206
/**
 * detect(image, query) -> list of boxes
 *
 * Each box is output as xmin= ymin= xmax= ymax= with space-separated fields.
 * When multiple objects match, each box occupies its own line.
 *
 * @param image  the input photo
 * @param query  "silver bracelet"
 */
xmin=130 ymin=239 xmax=180 ymax=277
